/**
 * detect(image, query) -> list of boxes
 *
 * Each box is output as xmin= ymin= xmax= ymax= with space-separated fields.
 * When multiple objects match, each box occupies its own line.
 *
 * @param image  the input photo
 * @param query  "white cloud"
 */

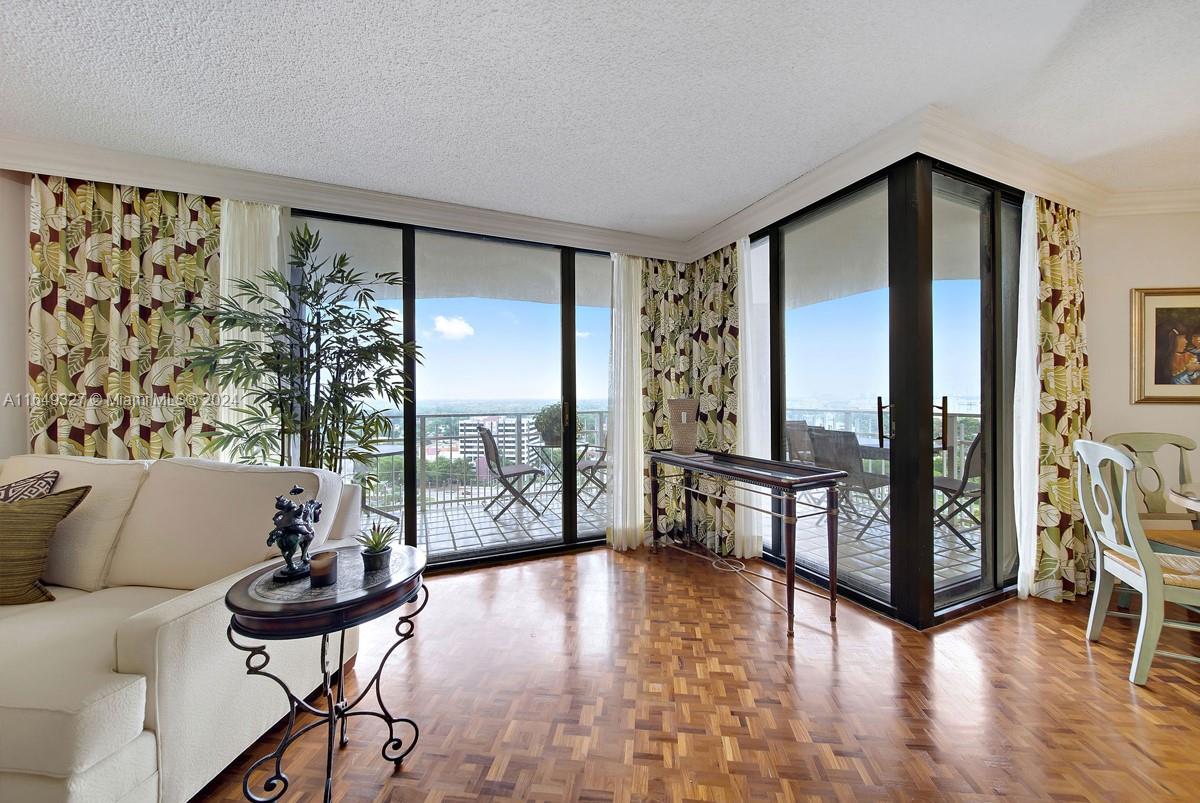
xmin=576 ymin=330 xmax=591 ymax=339
xmin=433 ymin=315 xmax=474 ymax=340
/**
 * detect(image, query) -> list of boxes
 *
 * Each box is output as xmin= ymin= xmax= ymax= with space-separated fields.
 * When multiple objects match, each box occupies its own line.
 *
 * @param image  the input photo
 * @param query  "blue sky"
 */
xmin=785 ymin=280 xmax=982 ymax=409
xmin=401 ymin=297 xmax=611 ymax=401
xmin=380 ymin=280 xmax=978 ymax=409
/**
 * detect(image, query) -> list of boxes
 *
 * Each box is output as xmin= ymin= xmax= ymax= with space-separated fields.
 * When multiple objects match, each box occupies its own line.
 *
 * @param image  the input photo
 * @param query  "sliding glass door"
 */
xmin=930 ymin=172 xmax=1021 ymax=610
xmin=413 ymin=231 xmax=563 ymax=559
xmin=574 ymin=251 xmax=613 ymax=537
xmin=288 ymin=214 xmax=408 ymax=527
xmin=764 ymin=156 xmax=1021 ymax=628
xmin=288 ymin=213 xmax=609 ymax=565
xmin=930 ymin=174 xmax=990 ymax=606
xmin=780 ymin=180 xmax=892 ymax=603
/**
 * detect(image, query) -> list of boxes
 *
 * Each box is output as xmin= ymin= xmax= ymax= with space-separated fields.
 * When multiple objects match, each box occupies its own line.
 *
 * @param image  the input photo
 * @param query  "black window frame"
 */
xmin=289 ymin=209 xmax=610 ymax=569
xmin=755 ymin=153 xmax=1022 ymax=629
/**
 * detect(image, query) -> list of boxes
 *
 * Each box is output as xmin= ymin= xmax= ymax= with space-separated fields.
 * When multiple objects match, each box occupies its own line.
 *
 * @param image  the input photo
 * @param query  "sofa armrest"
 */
xmin=115 ymin=563 xmax=359 ymax=803
xmin=114 ymin=560 xmax=269 ymax=730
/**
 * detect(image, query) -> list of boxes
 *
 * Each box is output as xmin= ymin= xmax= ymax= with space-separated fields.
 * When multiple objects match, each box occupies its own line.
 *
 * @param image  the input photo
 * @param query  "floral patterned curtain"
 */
xmin=1031 ymin=197 xmax=1093 ymax=600
xmin=641 ymin=244 xmax=740 ymax=553
xmin=28 ymin=175 xmax=221 ymax=459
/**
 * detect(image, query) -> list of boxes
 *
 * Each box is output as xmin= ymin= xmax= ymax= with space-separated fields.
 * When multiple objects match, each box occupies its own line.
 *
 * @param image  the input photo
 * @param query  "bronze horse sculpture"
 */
xmin=267 ymin=485 xmax=323 ymax=581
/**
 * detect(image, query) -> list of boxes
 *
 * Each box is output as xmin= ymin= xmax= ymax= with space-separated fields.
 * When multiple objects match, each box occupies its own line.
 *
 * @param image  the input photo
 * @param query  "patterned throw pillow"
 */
xmin=0 ymin=470 xmax=59 ymax=502
xmin=0 ymin=486 xmax=91 ymax=604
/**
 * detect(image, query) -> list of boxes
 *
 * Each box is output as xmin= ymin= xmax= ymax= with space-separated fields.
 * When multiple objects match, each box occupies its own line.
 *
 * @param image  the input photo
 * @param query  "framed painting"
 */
xmin=1132 ymin=287 xmax=1200 ymax=403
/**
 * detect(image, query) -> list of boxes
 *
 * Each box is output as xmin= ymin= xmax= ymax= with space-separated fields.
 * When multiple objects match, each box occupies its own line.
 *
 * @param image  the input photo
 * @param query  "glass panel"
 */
xmin=931 ymin=173 xmax=990 ymax=607
xmin=575 ymin=252 xmax=612 ymax=537
xmin=414 ymin=231 xmax=562 ymax=560
xmin=998 ymin=199 xmax=1022 ymax=586
xmin=782 ymin=180 xmax=891 ymax=603
xmin=288 ymin=216 xmax=406 ymax=538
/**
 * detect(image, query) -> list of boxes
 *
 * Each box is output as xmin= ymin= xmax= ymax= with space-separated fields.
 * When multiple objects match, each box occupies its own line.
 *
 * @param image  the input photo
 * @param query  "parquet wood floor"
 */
xmin=195 ymin=547 xmax=1200 ymax=802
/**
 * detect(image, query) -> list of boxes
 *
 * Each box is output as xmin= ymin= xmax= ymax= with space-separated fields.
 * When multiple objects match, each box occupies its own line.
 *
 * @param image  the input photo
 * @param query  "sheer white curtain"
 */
xmin=608 ymin=253 xmax=646 ymax=550
xmin=1014 ymin=192 xmax=1041 ymax=597
xmin=734 ymin=237 xmax=771 ymax=558
xmin=217 ymin=200 xmax=284 ymax=439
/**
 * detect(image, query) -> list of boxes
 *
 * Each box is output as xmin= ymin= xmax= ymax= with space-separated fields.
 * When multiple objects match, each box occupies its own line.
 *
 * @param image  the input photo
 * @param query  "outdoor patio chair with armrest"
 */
xmin=933 ymin=433 xmax=982 ymax=550
xmin=577 ymin=443 xmax=608 ymax=509
xmin=786 ymin=420 xmax=823 ymax=463
xmin=478 ymin=425 xmax=544 ymax=521
xmin=810 ymin=428 xmax=890 ymax=539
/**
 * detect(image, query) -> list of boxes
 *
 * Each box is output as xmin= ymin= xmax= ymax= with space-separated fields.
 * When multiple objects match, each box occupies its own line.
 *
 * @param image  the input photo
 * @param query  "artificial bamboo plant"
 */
xmin=179 ymin=224 xmax=417 ymax=486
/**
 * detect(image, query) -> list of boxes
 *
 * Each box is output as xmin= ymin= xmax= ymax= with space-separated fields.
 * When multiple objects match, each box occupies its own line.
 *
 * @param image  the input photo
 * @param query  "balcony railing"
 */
xmin=355 ymin=405 xmax=976 ymax=561
xmin=786 ymin=406 xmax=981 ymax=478
xmin=358 ymin=409 xmax=609 ymax=530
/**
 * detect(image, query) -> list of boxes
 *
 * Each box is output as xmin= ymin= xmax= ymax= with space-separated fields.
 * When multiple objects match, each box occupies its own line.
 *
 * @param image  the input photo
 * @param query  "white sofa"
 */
xmin=0 ymin=454 xmax=362 ymax=803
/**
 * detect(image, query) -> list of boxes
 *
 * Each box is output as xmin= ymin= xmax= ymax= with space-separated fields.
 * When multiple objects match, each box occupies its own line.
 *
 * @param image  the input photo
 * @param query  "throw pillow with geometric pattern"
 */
xmin=0 ymin=485 xmax=90 ymax=604
xmin=0 ymin=470 xmax=59 ymax=503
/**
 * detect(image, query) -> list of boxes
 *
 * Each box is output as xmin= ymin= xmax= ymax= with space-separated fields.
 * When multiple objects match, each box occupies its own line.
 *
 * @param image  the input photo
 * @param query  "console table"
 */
xmin=225 ymin=544 xmax=427 ymax=803
xmin=647 ymin=449 xmax=846 ymax=636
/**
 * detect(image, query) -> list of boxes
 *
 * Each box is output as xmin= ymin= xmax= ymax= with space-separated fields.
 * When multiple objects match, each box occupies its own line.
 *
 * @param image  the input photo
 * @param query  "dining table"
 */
xmin=1145 ymin=483 xmax=1200 ymax=557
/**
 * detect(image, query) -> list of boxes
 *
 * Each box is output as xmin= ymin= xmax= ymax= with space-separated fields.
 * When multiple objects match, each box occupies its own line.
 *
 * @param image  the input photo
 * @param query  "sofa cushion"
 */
xmin=0 ymin=486 xmax=91 ymax=604
xmin=0 ymin=730 xmax=157 ymax=803
xmin=0 ymin=585 xmax=87 ymax=622
xmin=0 ymin=586 xmax=181 ymax=777
xmin=0 ymin=455 xmax=148 ymax=591
xmin=106 ymin=457 xmax=343 ymax=590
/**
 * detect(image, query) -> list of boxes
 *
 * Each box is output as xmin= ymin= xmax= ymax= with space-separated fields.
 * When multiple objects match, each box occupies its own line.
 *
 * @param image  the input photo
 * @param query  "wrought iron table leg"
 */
xmin=341 ymin=584 xmax=428 ymax=766
xmin=321 ymin=634 xmax=335 ymax=803
xmin=337 ymin=630 xmax=348 ymax=747
xmin=227 ymin=583 xmax=429 ymax=802
xmin=226 ymin=627 xmax=334 ymax=802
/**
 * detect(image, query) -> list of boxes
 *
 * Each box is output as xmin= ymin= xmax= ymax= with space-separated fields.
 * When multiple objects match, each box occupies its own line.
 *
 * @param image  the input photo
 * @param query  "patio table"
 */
xmin=531 ymin=442 xmax=589 ymax=514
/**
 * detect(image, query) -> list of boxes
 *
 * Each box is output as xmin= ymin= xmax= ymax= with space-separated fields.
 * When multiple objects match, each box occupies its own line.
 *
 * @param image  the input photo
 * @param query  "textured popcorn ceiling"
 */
xmin=0 ymin=1 xmax=1196 ymax=239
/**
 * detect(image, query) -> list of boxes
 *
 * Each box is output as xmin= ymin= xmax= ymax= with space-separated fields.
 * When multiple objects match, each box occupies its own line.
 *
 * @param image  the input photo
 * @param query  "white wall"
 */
xmin=0 ymin=170 xmax=27 ymax=457
xmin=1083 ymin=211 xmax=1200 ymax=450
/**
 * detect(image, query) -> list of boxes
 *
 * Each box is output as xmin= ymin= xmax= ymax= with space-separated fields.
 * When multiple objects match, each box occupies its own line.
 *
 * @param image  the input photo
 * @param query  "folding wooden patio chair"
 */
xmin=478 ymin=426 xmax=544 ymax=521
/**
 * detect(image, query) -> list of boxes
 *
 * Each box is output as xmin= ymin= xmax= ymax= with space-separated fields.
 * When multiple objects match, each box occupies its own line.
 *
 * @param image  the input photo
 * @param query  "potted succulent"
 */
xmin=355 ymin=522 xmax=398 ymax=572
xmin=533 ymin=402 xmax=563 ymax=447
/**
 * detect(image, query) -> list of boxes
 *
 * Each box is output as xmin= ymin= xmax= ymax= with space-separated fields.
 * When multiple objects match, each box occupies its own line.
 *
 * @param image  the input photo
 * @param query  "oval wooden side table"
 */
xmin=225 ymin=544 xmax=427 ymax=803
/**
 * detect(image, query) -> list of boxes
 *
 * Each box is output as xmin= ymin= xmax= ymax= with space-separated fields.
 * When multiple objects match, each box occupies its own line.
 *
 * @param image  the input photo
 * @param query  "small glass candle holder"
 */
xmin=309 ymin=551 xmax=338 ymax=588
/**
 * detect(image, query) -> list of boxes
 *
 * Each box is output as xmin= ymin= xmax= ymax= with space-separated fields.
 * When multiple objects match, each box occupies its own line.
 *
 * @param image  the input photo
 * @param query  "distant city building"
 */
xmin=459 ymin=415 xmax=540 ymax=469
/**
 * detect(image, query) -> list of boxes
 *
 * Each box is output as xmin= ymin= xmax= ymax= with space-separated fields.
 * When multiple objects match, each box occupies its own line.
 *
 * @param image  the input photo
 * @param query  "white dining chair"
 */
xmin=1075 ymin=439 xmax=1200 ymax=684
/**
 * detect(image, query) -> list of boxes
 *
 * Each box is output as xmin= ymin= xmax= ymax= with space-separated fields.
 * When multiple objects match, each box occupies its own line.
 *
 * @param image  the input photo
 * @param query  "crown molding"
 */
xmin=4 ymin=114 xmax=1197 ymax=268
xmin=681 ymin=106 xmax=1189 ymax=261
xmin=1093 ymin=188 xmax=1200 ymax=217
xmin=0 ymin=134 xmax=691 ymax=261
xmin=917 ymin=109 xmax=1200 ymax=217
xmin=914 ymin=106 xmax=1110 ymax=212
